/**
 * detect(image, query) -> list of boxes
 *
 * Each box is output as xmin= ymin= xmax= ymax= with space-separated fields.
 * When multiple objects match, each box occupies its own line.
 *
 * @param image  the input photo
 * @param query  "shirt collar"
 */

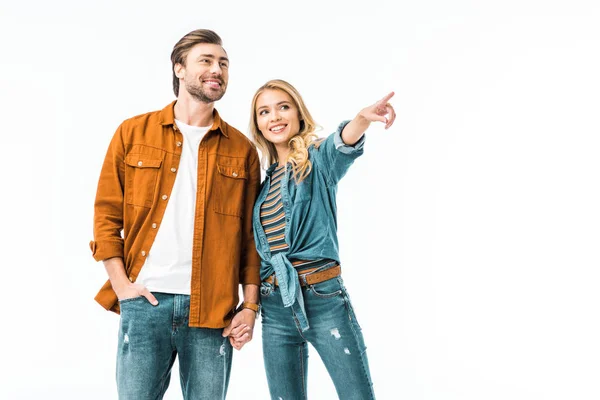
xmin=158 ymin=100 xmax=229 ymax=137
xmin=266 ymin=162 xmax=281 ymax=177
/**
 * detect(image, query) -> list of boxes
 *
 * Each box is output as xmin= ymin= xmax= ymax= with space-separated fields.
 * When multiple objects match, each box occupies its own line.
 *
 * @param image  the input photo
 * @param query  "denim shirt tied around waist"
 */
xmin=252 ymin=121 xmax=365 ymax=331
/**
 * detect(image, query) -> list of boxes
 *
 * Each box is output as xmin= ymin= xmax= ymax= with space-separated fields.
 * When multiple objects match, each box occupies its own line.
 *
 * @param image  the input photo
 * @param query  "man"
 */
xmin=90 ymin=29 xmax=260 ymax=399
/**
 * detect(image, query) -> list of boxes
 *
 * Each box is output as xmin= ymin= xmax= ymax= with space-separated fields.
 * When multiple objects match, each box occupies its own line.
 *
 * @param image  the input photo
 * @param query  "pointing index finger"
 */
xmin=378 ymin=91 xmax=395 ymax=106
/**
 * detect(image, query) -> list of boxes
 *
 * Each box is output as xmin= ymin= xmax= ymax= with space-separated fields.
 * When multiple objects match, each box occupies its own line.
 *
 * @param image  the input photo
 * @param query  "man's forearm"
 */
xmin=242 ymin=284 xmax=259 ymax=304
xmin=103 ymin=257 xmax=130 ymax=295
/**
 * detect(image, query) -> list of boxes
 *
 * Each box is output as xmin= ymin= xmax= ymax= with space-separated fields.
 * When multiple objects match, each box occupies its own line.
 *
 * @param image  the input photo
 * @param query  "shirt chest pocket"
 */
xmin=213 ymin=160 xmax=247 ymax=218
xmin=290 ymin=170 xmax=314 ymax=203
xmin=125 ymin=154 xmax=163 ymax=208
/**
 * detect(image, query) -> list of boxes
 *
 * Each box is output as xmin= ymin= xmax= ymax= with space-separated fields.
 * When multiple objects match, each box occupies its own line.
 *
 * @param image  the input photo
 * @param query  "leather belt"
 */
xmin=265 ymin=265 xmax=341 ymax=287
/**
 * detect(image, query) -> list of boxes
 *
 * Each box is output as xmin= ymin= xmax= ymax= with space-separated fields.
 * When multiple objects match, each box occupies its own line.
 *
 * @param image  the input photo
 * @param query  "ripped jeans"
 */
xmin=116 ymin=293 xmax=233 ymax=400
xmin=260 ymin=277 xmax=375 ymax=400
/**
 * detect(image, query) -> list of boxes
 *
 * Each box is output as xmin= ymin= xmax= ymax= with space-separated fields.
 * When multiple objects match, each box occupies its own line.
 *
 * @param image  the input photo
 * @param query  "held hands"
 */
xmin=358 ymin=91 xmax=396 ymax=129
xmin=222 ymin=309 xmax=256 ymax=350
xmin=116 ymin=281 xmax=255 ymax=350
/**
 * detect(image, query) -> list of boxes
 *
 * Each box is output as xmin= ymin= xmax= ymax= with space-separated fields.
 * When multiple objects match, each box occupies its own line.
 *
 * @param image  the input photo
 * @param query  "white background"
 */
xmin=1 ymin=0 xmax=599 ymax=399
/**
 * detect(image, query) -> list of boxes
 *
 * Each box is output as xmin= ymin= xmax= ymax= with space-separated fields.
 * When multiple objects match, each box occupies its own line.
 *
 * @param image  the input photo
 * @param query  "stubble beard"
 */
xmin=185 ymin=79 xmax=226 ymax=103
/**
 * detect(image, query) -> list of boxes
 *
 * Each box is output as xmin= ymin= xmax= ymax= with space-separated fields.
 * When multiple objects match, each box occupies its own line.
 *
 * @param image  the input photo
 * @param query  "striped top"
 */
xmin=260 ymin=165 xmax=332 ymax=271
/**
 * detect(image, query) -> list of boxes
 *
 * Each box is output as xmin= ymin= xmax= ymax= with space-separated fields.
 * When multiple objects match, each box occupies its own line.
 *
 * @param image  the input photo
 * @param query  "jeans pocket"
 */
xmin=308 ymin=277 xmax=343 ymax=298
xmin=118 ymin=296 xmax=146 ymax=306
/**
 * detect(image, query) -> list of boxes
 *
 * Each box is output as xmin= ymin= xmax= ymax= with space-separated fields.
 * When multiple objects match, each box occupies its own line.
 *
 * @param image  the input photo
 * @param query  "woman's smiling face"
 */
xmin=255 ymin=89 xmax=301 ymax=156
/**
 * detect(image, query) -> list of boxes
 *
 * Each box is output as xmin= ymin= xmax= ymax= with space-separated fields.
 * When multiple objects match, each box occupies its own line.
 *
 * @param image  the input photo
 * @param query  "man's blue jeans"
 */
xmin=260 ymin=276 xmax=375 ymax=400
xmin=116 ymin=293 xmax=233 ymax=400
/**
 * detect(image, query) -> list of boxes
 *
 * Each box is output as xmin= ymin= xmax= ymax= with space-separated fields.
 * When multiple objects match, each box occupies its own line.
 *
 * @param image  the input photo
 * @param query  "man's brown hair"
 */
xmin=170 ymin=29 xmax=223 ymax=97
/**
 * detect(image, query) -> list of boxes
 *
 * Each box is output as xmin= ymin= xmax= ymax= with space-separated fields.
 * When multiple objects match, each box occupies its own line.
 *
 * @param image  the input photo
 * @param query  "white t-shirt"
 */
xmin=135 ymin=120 xmax=210 ymax=295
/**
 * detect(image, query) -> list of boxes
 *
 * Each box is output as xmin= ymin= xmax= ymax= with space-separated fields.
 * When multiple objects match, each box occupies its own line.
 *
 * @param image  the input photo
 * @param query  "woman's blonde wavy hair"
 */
xmin=249 ymin=79 xmax=320 ymax=183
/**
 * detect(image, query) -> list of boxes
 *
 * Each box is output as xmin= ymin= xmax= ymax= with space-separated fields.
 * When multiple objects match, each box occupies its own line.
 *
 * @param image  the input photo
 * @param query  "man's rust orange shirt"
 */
xmin=90 ymin=101 xmax=261 ymax=327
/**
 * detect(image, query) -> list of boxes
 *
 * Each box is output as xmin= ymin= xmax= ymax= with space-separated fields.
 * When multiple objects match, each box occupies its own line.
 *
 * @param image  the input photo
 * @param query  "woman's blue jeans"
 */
xmin=260 ymin=276 xmax=375 ymax=400
xmin=116 ymin=293 xmax=233 ymax=400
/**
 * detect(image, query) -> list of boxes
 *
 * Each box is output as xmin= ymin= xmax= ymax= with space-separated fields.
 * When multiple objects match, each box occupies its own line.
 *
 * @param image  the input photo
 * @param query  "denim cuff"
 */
xmin=333 ymin=120 xmax=366 ymax=154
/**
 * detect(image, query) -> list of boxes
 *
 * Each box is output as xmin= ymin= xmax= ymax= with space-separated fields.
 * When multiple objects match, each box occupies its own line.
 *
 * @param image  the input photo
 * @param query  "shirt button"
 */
xmin=232 ymin=171 xmax=238 ymax=177
xmin=137 ymin=161 xmax=143 ymax=166
xmin=141 ymin=251 xmax=146 ymax=256
xmin=128 ymin=276 xmax=133 ymax=282
xmin=171 ymin=167 xmax=177 ymax=173
xmin=176 ymin=141 xmax=182 ymax=147
xmin=152 ymin=223 xmax=157 ymax=229
xmin=162 ymin=194 xmax=168 ymax=200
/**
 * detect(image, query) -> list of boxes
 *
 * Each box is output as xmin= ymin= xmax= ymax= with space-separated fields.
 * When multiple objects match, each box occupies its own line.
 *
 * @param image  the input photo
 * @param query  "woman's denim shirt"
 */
xmin=252 ymin=121 xmax=365 ymax=331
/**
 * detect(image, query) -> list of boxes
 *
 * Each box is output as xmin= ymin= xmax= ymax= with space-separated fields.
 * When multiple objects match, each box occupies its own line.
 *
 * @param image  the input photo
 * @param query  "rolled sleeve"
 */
xmin=91 ymin=125 xmax=126 ymax=263
xmin=239 ymin=147 xmax=262 ymax=286
xmin=239 ymin=264 xmax=261 ymax=286
xmin=333 ymin=120 xmax=366 ymax=153
xmin=89 ymin=239 xmax=124 ymax=262
xmin=313 ymin=120 xmax=365 ymax=185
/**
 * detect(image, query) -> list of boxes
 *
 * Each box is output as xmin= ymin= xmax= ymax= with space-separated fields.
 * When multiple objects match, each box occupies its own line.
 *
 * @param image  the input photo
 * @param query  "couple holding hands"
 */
xmin=91 ymin=29 xmax=395 ymax=400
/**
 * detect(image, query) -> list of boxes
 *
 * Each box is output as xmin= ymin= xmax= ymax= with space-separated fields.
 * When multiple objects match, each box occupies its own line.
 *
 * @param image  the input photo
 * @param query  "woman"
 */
xmin=242 ymin=79 xmax=395 ymax=399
